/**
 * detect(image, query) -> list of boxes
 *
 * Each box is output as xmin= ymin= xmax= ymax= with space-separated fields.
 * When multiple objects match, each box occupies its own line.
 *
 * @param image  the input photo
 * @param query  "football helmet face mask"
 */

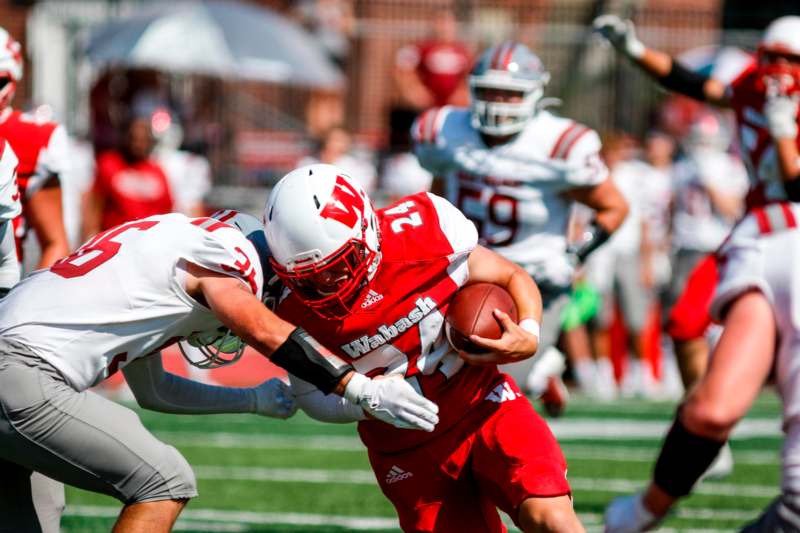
xmin=0 ymin=28 xmax=22 ymax=112
xmin=469 ymin=41 xmax=550 ymax=136
xmin=179 ymin=209 xmax=270 ymax=369
xmin=264 ymin=164 xmax=380 ymax=320
xmin=757 ymin=16 xmax=800 ymax=94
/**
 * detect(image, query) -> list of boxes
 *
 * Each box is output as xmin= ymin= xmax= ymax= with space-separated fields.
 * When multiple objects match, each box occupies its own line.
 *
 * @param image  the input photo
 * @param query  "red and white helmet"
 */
xmin=757 ymin=16 xmax=800 ymax=92
xmin=0 ymin=28 xmax=22 ymax=111
xmin=264 ymin=164 xmax=380 ymax=319
xmin=469 ymin=41 xmax=550 ymax=136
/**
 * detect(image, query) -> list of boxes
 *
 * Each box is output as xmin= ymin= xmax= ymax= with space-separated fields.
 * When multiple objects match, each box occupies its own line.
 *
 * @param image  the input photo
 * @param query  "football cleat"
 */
xmin=604 ymin=493 xmax=661 ymax=533
xmin=541 ymin=375 xmax=569 ymax=418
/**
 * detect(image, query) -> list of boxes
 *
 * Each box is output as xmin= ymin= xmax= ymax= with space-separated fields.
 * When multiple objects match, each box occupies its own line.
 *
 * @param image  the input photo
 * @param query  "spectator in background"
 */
xmin=390 ymin=6 xmax=471 ymax=150
xmin=151 ymin=107 xmax=211 ymax=217
xmin=298 ymin=126 xmax=377 ymax=194
xmin=83 ymin=116 xmax=173 ymax=239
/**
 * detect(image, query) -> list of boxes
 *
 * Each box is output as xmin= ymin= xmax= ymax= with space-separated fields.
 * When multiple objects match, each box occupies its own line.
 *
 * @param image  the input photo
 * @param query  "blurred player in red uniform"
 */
xmin=83 ymin=115 xmax=174 ymax=238
xmin=595 ymin=14 xmax=800 ymax=530
xmin=0 ymin=27 xmax=69 ymax=268
xmin=268 ymin=164 xmax=583 ymax=532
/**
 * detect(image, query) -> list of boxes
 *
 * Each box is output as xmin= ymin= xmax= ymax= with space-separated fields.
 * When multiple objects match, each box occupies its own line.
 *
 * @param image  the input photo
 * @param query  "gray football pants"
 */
xmin=0 ymin=338 xmax=197 ymax=532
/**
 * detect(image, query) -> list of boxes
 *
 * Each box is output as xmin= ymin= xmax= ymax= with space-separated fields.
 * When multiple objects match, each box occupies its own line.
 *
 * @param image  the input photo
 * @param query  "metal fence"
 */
xmin=30 ymin=0 xmax=765 ymax=189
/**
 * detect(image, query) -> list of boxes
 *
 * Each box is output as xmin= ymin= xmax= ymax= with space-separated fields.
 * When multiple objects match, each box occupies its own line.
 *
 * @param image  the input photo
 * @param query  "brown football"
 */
xmin=445 ymin=283 xmax=518 ymax=354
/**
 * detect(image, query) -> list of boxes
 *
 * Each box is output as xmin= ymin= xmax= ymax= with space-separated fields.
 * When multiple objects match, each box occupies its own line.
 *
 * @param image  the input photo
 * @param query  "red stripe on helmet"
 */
xmin=490 ymin=42 xmax=507 ymax=70
xmin=500 ymin=42 xmax=516 ymax=70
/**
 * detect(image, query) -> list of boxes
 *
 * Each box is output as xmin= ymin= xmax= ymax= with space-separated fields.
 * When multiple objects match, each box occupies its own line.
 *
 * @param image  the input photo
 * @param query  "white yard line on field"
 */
xmin=64 ymin=505 xmax=753 ymax=532
xmin=562 ymin=445 xmax=779 ymax=465
xmin=154 ymin=416 xmax=782 ymax=453
xmin=188 ymin=465 xmax=778 ymax=499
xmin=67 ymin=505 xmax=400 ymax=530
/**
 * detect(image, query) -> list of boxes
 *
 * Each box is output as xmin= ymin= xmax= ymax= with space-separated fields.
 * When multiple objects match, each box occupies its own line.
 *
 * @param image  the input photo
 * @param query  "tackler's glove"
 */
xmin=253 ymin=378 xmax=298 ymax=419
xmin=343 ymin=374 xmax=439 ymax=432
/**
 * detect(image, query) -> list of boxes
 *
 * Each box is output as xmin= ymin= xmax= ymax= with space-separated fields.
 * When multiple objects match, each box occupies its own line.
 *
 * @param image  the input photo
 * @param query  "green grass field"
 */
xmin=61 ymin=394 xmax=783 ymax=532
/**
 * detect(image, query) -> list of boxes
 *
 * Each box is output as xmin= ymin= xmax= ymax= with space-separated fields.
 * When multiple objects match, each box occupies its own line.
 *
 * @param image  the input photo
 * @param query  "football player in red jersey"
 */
xmin=0 ymin=26 xmax=69 ymax=268
xmin=267 ymin=164 xmax=584 ymax=533
xmin=594 ymin=14 xmax=800 ymax=530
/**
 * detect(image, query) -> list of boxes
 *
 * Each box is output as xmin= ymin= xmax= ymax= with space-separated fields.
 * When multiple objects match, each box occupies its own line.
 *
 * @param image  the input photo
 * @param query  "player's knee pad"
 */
xmin=128 ymin=445 xmax=197 ymax=503
xmin=162 ymin=445 xmax=197 ymax=499
xmin=653 ymin=415 xmax=724 ymax=498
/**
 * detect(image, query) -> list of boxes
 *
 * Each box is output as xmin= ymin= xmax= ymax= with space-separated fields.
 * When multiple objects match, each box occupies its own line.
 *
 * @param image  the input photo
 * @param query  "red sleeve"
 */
xmin=92 ymin=151 xmax=117 ymax=197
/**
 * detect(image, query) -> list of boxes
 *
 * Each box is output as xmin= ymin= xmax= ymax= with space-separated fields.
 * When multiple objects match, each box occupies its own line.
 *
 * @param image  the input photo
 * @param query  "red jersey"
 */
xmin=93 ymin=151 xmax=174 ymax=231
xmin=397 ymin=40 xmax=471 ymax=106
xmin=729 ymin=60 xmax=800 ymax=209
xmin=278 ymin=192 xmax=510 ymax=453
xmin=0 ymin=109 xmax=70 ymax=253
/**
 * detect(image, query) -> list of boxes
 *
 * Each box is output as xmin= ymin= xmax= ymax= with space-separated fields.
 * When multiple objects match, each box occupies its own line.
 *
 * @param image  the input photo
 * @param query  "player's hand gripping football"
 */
xmin=344 ymin=374 xmax=440 ymax=432
xmin=459 ymin=309 xmax=539 ymax=366
xmin=593 ymin=14 xmax=645 ymax=60
xmin=253 ymin=378 xmax=299 ymax=419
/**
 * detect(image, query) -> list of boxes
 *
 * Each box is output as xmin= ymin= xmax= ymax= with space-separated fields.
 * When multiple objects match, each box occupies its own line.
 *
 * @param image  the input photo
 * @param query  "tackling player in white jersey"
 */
xmin=0 ymin=138 xmax=20 ymax=293
xmin=0 ymin=210 xmax=439 ymax=532
xmin=605 ymin=203 xmax=800 ymax=532
xmin=413 ymin=41 xmax=628 ymax=413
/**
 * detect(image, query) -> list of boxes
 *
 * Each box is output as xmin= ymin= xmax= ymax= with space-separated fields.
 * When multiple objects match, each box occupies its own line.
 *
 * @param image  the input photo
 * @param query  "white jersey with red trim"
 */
xmin=672 ymin=149 xmax=748 ymax=252
xmin=0 ymin=213 xmax=263 ymax=391
xmin=710 ymin=202 xmax=800 ymax=492
xmin=413 ymin=106 xmax=608 ymax=287
xmin=277 ymin=192 xmax=500 ymax=454
xmin=0 ymin=138 xmax=21 ymax=222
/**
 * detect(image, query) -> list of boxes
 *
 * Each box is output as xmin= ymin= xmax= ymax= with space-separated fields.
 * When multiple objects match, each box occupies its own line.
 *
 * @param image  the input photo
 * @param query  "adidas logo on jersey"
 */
xmin=360 ymin=289 xmax=384 ymax=309
xmin=485 ymin=381 xmax=522 ymax=403
xmin=385 ymin=465 xmax=413 ymax=484
xmin=341 ymin=296 xmax=437 ymax=358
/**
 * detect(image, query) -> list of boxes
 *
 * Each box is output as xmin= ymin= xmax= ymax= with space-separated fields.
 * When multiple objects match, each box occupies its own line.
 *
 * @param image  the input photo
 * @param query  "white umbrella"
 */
xmin=85 ymin=0 xmax=344 ymax=88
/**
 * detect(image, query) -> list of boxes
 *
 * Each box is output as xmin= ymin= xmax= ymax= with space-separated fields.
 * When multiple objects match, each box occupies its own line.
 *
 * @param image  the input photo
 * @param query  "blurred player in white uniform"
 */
xmin=0 ymin=210 xmax=439 ymax=532
xmin=595 ymin=13 xmax=800 ymax=530
xmin=414 ymin=41 xmax=628 ymax=414
xmin=605 ymin=205 xmax=800 ymax=531
xmin=0 ymin=138 xmax=20 ymax=293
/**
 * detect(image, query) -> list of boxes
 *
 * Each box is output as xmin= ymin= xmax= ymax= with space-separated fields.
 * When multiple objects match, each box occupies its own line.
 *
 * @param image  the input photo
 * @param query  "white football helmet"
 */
xmin=179 ymin=209 xmax=270 ymax=369
xmin=469 ymin=41 xmax=550 ymax=136
xmin=757 ymin=16 xmax=800 ymax=89
xmin=264 ymin=164 xmax=380 ymax=319
xmin=683 ymin=111 xmax=733 ymax=153
xmin=0 ymin=28 xmax=21 ymax=111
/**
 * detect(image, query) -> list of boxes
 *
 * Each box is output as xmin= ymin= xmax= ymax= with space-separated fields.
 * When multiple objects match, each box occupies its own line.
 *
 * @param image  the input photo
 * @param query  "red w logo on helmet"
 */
xmin=319 ymin=175 xmax=365 ymax=229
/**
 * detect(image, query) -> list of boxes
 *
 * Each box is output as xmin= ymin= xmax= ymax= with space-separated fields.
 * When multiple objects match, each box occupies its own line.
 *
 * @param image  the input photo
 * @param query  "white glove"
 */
xmin=253 ymin=378 xmax=298 ymax=419
xmin=343 ymin=373 xmax=439 ymax=432
xmin=593 ymin=14 xmax=645 ymax=60
xmin=764 ymin=79 xmax=800 ymax=140
xmin=604 ymin=493 xmax=661 ymax=533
